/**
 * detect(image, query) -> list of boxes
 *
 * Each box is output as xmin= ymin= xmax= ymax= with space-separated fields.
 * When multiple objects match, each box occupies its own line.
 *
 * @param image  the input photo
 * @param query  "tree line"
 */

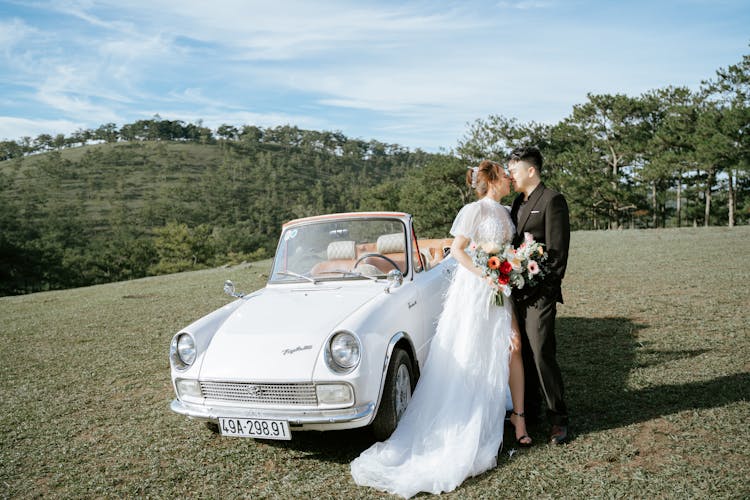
xmin=0 ymin=52 xmax=747 ymax=296
xmin=458 ymin=53 xmax=749 ymax=229
xmin=2 ymin=117 xmax=278 ymax=160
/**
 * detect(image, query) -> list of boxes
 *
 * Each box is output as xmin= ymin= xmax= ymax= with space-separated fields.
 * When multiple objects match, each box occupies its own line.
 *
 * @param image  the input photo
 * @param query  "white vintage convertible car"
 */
xmin=169 ymin=212 xmax=456 ymax=440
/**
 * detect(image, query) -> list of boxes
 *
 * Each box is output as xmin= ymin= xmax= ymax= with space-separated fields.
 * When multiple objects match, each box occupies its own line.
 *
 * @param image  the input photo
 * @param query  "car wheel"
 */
xmin=371 ymin=347 xmax=414 ymax=441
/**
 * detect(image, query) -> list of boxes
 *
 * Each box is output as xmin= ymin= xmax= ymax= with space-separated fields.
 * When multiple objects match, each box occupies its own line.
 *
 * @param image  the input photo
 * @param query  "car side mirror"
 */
xmin=384 ymin=270 xmax=403 ymax=294
xmin=223 ymin=280 xmax=245 ymax=298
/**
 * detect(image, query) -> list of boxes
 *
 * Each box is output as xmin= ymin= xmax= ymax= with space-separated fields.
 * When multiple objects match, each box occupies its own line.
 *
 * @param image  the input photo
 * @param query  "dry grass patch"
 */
xmin=1 ymin=229 xmax=749 ymax=498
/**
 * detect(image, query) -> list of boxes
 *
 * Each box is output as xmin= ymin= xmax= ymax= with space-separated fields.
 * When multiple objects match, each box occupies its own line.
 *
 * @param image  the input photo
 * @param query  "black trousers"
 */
xmin=514 ymin=293 xmax=569 ymax=426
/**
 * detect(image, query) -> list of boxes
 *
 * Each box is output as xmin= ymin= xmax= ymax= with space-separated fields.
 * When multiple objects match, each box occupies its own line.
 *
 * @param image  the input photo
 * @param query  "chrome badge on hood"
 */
xmin=281 ymin=345 xmax=313 ymax=355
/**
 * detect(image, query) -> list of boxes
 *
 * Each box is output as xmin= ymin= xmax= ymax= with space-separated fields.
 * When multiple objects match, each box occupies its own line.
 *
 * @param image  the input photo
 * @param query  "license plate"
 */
xmin=218 ymin=417 xmax=291 ymax=440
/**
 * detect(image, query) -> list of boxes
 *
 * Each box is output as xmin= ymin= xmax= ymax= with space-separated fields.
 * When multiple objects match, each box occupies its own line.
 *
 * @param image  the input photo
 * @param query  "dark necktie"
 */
xmin=517 ymin=198 xmax=530 ymax=231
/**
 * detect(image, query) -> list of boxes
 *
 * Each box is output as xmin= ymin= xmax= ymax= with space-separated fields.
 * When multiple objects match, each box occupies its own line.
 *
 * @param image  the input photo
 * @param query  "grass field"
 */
xmin=1 ymin=227 xmax=749 ymax=498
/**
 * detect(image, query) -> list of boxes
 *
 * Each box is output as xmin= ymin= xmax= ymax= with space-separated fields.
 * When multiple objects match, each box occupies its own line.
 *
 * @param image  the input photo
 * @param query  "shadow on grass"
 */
xmin=264 ymin=427 xmax=375 ymax=464
xmin=266 ymin=316 xmax=748 ymax=462
xmin=558 ymin=316 xmax=750 ymax=436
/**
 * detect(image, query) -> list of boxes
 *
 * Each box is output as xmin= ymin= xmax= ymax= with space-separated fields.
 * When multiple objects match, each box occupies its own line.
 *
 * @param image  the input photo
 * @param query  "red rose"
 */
xmin=497 ymin=274 xmax=510 ymax=285
xmin=499 ymin=261 xmax=512 ymax=274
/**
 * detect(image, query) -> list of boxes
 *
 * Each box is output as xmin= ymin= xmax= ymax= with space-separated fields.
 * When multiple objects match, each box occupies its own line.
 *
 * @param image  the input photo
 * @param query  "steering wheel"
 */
xmin=354 ymin=253 xmax=400 ymax=272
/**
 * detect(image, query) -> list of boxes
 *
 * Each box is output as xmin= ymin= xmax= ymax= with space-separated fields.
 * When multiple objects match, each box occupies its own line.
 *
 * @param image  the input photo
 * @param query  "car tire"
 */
xmin=371 ymin=347 xmax=415 ymax=441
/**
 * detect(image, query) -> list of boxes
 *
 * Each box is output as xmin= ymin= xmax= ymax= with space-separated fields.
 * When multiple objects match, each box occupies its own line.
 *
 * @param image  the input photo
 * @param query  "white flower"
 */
xmin=480 ymin=241 xmax=501 ymax=254
xmin=510 ymin=256 xmax=522 ymax=271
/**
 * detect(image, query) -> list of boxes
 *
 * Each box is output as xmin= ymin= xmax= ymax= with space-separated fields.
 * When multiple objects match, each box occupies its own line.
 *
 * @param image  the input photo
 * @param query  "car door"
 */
xmin=409 ymin=232 xmax=455 ymax=367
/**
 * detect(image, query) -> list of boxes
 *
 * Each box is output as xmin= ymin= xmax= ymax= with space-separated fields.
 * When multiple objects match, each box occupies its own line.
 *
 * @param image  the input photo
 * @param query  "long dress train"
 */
xmin=351 ymin=197 xmax=516 ymax=498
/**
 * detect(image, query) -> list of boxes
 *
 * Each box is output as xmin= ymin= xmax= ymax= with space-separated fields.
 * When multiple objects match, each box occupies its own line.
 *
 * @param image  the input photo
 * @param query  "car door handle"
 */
xmin=408 ymin=300 xmax=417 ymax=309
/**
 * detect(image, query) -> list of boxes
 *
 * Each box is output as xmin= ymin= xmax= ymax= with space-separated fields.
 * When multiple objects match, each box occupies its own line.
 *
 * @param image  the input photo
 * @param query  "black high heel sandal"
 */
xmin=510 ymin=411 xmax=532 ymax=447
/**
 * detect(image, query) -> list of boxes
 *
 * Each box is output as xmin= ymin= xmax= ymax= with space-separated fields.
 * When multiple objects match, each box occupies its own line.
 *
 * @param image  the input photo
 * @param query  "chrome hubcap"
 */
xmin=394 ymin=364 xmax=412 ymax=420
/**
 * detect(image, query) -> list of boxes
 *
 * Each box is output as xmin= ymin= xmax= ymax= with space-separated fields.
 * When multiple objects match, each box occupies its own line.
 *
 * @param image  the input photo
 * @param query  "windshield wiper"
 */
xmin=316 ymin=270 xmax=383 ymax=282
xmin=275 ymin=271 xmax=318 ymax=284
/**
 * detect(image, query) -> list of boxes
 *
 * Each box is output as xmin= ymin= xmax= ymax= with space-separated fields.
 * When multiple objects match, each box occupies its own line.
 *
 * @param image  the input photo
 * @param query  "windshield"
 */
xmin=270 ymin=218 xmax=408 ymax=283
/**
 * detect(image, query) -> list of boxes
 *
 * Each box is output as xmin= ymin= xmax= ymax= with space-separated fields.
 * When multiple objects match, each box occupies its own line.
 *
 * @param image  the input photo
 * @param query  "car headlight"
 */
xmin=170 ymin=332 xmax=196 ymax=370
xmin=326 ymin=331 xmax=361 ymax=373
xmin=316 ymin=383 xmax=354 ymax=405
xmin=175 ymin=378 xmax=203 ymax=399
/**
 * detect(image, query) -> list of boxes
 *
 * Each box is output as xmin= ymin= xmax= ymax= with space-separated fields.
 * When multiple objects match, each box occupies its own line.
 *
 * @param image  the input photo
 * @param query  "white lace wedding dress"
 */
xmin=351 ymin=197 xmax=516 ymax=498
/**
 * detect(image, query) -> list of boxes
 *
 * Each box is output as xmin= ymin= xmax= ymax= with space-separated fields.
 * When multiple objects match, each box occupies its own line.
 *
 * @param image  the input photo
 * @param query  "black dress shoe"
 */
xmin=549 ymin=425 xmax=568 ymax=445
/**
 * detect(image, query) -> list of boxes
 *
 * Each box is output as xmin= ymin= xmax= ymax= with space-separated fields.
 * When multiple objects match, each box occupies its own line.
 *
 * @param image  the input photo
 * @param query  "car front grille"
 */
xmin=200 ymin=381 xmax=318 ymax=406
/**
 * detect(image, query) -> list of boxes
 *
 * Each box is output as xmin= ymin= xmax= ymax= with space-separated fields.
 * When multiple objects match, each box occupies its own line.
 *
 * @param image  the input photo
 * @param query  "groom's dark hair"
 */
xmin=509 ymin=146 xmax=543 ymax=175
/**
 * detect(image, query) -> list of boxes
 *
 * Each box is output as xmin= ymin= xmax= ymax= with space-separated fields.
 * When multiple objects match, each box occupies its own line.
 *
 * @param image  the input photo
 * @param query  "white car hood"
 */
xmin=199 ymin=284 xmax=381 ymax=381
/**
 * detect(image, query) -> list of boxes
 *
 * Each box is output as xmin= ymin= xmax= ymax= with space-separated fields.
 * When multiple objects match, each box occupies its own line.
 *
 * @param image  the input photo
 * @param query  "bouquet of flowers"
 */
xmin=472 ymin=232 xmax=548 ymax=306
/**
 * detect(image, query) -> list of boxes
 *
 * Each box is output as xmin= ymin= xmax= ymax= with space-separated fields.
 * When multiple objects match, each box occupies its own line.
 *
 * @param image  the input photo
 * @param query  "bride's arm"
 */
xmin=450 ymin=235 xmax=481 ymax=276
xmin=450 ymin=236 xmax=496 ymax=287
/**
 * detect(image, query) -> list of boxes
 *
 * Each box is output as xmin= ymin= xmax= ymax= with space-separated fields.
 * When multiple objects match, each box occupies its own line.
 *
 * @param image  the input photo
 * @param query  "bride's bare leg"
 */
xmin=509 ymin=311 xmax=532 ymax=445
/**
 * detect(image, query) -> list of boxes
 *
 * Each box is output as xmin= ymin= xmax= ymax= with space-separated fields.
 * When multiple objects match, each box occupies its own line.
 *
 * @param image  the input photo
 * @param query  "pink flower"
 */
xmin=527 ymin=260 xmax=540 ymax=275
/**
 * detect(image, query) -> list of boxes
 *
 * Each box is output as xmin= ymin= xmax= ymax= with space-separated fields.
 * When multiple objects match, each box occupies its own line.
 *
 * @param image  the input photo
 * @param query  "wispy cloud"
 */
xmin=0 ymin=17 xmax=37 ymax=49
xmin=0 ymin=116 xmax=84 ymax=140
xmin=0 ymin=0 xmax=748 ymax=149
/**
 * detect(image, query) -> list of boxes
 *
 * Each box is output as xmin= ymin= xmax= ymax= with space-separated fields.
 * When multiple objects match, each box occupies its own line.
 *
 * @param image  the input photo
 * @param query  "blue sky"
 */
xmin=0 ymin=0 xmax=748 ymax=151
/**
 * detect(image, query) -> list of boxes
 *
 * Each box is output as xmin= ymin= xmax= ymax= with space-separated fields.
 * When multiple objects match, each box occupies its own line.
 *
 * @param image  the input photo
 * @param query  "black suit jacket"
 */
xmin=510 ymin=183 xmax=570 ymax=304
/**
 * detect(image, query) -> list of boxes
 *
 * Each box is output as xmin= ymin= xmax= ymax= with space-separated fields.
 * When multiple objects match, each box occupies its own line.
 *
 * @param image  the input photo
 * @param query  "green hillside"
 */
xmin=3 ymin=141 xmax=223 ymax=223
xmin=0 ymin=135 xmax=452 ymax=296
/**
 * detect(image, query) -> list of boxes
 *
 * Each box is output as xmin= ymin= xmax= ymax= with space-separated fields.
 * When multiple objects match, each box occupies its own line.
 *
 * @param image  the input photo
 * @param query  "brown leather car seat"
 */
xmin=310 ymin=240 xmax=356 ymax=275
xmin=360 ymin=233 xmax=407 ymax=274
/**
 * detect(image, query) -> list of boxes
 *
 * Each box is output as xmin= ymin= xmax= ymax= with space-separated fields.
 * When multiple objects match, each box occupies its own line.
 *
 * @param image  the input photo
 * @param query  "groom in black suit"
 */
xmin=508 ymin=146 xmax=570 ymax=445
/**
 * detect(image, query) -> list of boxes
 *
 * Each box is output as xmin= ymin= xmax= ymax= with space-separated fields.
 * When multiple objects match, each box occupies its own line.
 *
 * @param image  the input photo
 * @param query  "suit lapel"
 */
xmin=517 ymin=184 xmax=546 ymax=235
xmin=510 ymin=194 xmax=523 ymax=225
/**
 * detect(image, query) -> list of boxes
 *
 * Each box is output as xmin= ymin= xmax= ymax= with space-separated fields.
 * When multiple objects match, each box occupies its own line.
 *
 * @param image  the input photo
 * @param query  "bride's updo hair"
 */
xmin=467 ymin=160 xmax=502 ymax=197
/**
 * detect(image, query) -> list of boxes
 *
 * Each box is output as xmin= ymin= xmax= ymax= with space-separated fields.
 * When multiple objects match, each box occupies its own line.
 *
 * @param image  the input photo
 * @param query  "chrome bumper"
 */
xmin=170 ymin=399 xmax=376 ymax=426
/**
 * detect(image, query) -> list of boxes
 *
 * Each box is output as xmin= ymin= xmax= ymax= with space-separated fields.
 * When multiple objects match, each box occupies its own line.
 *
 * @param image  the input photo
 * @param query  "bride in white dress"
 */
xmin=351 ymin=161 xmax=531 ymax=498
